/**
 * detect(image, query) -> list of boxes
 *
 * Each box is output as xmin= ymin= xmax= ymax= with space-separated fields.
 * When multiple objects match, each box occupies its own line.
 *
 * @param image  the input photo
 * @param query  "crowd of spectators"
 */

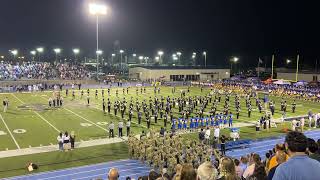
xmin=119 ymin=131 xmax=320 ymax=180
xmin=0 ymin=61 xmax=90 ymax=80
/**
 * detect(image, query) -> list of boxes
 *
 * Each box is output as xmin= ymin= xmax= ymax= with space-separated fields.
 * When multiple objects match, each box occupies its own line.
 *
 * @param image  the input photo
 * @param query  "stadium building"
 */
xmin=129 ymin=66 xmax=230 ymax=81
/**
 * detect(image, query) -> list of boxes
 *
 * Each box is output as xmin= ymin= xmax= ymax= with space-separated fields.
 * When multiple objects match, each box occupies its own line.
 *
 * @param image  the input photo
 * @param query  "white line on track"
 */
xmin=11 ymin=93 xmax=61 ymax=133
xmin=0 ymin=113 xmax=20 ymax=149
xmin=63 ymin=108 xmax=109 ymax=132
xmin=38 ymin=163 xmax=145 ymax=180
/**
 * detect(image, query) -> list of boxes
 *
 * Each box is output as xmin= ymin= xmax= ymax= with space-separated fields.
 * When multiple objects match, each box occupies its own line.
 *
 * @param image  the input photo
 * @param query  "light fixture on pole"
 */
xmin=111 ymin=53 xmax=115 ymax=65
xmin=89 ymin=2 xmax=108 ymax=78
xmin=10 ymin=49 xmax=18 ymax=60
xmin=176 ymin=51 xmax=182 ymax=64
xmin=286 ymin=59 xmax=291 ymax=64
xmin=53 ymin=48 xmax=61 ymax=63
xmin=139 ymin=56 xmax=144 ymax=64
xmin=36 ymin=47 xmax=44 ymax=62
xmin=203 ymin=51 xmax=207 ymax=67
xmin=73 ymin=48 xmax=80 ymax=62
xmin=120 ymin=49 xmax=124 ymax=69
xmin=230 ymin=57 xmax=239 ymax=74
xmin=30 ymin=50 xmax=36 ymax=61
xmin=157 ymin=51 xmax=164 ymax=64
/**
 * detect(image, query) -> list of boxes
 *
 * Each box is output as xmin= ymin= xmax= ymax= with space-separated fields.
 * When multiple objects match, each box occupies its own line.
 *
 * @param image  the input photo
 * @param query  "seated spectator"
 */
xmin=217 ymin=157 xmax=239 ymax=180
xmin=307 ymin=138 xmax=320 ymax=162
xmin=234 ymin=159 xmax=243 ymax=178
xmin=197 ymin=161 xmax=218 ymax=180
xmin=268 ymin=151 xmax=287 ymax=180
xmin=148 ymin=170 xmax=160 ymax=180
xmin=108 ymin=168 xmax=119 ymax=180
xmin=180 ymin=164 xmax=197 ymax=180
xmin=273 ymin=131 xmax=320 ymax=180
xmin=242 ymin=153 xmax=260 ymax=179
xmin=267 ymin=144 xmax=288 ymax=172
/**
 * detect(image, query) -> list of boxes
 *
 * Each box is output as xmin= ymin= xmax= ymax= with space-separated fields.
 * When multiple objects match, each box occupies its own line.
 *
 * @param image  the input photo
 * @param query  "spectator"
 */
xmin=220 ymin=135 xmax=227 ymax=156
xmin=239 ymin=156 xmax=248 ymax=172
xmin=148 ymin=170 xmax=160 ymax=180
xmin=273 ymin=131 xmax=320 ymax=180
xmin=57 ymin=132 xmax=63 ymax=151
xmin=267 ymin=151 xmax=287 ymax=180
xmin=108 ymin=168 xmax=119 ymax=180
xmin=242 ymin=153 xmax=260 ymax=179
xmin=217 ymin=157 xmax=239 ymax=180
xmin=205 ymin=127 xmax=211 ymax=145
xmin=180 ymin=164 xmax=197 ymax=180
xmin=172 ymin=164 xmax=182 ymax=180
xmin=267 ymin=144 xmax=288 ymax=172
xmin=199 ymin=129 xmax=205 ymax=143
xmin=307 ymin=138 xmax=320 ymax=162
xmin=247 ymin=163 xmax=267 ymax=180
xmin=234 ymin=159 xmax=243 ymax=178
xmin=197 ymin=161 xmax=218 ymax=180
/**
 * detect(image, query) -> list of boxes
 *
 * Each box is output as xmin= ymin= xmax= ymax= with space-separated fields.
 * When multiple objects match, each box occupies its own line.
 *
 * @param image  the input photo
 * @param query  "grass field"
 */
xmin=0 ymin=86 xmax=319 ymax=151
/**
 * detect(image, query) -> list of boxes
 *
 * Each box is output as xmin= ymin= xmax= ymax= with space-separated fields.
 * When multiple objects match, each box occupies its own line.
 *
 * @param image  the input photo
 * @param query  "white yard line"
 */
xmin=11 ymin=93 xmax=61 ymax=133
xmin=0 ymin=113 xmax=20 ymax=149
xmin=63 ymin=108 xmax=108 ymax=132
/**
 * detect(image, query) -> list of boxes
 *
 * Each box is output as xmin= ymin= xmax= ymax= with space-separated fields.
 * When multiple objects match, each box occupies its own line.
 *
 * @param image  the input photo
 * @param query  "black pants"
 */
xmin=221 ymin=144 xmax=226 ymax=155
xmin=127 ymin=127 xmax=130 ymax=136
xmin=109 ymin=129 xmax=114 ymax=138
xmin=119 ymin=128 xmax=123 ymax=137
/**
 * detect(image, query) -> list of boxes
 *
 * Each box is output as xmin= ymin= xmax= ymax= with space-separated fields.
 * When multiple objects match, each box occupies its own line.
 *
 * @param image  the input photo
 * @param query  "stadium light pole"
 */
xmin=286 ymin=59 xmax=291 ymax=64
xmin=10 ymin=49 xmax=18 ymax=60
xmin=73 ymin=48 xmax=80 ymax=63
xmin=203 ymin=51 xmax=207 ymax=67
xmin=96 ymin=50 xmax=103 ymax=74
xmin=176 ymin=51 xmax=182 ymax=65
xmin=230 ymin=57 xmax=239 ymax=75
xmin=120 ymin=49 xmax=124 ymax=69
xmin=157 ymin=51 xmax=164 ymax=65
xmin=192 ymin=52 xmax=196 ymax=65
xmin=139 ymin=56 xmax=144 ymax=64
xmin=111 ymin=53 xmax=115 ymax=65
xmin=36 ymin=47 xmax=44 ymax=62
xmin=89 ymin=3 xmax=107 ymax=79
xmin=30 ymin=50 xmax=36 ymax=61
xmin=53 ymin=48 xmax=61 ymax=63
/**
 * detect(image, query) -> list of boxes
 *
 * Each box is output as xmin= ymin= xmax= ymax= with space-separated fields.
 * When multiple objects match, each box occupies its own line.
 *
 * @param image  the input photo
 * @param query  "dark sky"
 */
xmin=0 ymin=0 xmax=319 ymax=68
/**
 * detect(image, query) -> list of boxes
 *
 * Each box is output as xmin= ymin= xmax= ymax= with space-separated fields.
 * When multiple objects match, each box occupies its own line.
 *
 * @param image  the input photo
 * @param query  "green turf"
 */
xmin=0 ymin=142 xmax=128 ymax=178
xmin=0 ymin=86 xmax=320 ymax=150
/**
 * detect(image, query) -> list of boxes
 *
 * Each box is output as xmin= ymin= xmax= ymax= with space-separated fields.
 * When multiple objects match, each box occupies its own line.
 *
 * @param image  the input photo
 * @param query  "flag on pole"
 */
xmin=258 ymin=58 xmax=263 ymax=64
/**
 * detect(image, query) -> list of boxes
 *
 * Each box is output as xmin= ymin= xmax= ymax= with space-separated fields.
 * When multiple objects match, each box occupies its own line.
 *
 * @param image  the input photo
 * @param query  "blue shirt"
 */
xmin=273 ymin=155 xmax=320 ymax=180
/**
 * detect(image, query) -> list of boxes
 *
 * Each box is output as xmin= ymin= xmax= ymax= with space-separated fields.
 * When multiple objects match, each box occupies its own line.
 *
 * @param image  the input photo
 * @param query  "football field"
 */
xmin=0 ymin=86 xmax=319 ymax=151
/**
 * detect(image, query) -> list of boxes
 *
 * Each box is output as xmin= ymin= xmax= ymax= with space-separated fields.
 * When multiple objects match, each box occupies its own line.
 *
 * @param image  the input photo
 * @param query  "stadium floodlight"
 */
xmin=0 ymin=56 xmax=4 ymax=59
xmin=54 ymin=48 xmax=61 ymax=54
xmin=286 ymin=59 xmax=291 ymax=64
xmin=30 ymin=50 xmax=36 ymax=55
xmin=157 ymin=51 xmax=164 ymax=64
xmin=96 ymin=50 xmax=103 ymax=55
xmin=192 ymin=52 xmax=197 ymax=56
xmin=157 ymin=51 xmax=164 ymax=56
xmin=176 ymin=51 xmax=182 ymax=56
xmin=89 ymin=3 xmax=107 ymax=15
xmin=233 ymin=57 xmax=239 ymax=62
xmin=36 ymin=47 xmax=44 ymax=53
xmin=119 ymin=50 xmax=124 ymax=69
xmin=10 ymin=49 xmax=18 ymax=56
xmin=155 ymin=56 xmax=160 ymax=62
xmin=112 ymin=53 xmax=116 ymax=57
xmin=133 ymin=54 xmax=137 ymax=57
xmin=73 ymin=48 xmax=80 ymax=54
xmin=120 ymin=49 xmax=124 ymax=53
xmin=139 ymin=56 xmax=144 ymax=60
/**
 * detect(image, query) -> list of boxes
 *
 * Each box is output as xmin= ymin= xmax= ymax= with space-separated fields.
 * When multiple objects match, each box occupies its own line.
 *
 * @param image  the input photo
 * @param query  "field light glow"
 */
xmin=89 ymin=3 xmax=107 ymax=15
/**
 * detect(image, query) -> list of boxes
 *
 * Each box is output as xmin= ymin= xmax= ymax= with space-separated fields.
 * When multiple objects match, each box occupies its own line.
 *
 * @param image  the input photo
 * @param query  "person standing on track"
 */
xmin=86 ymin=94 xmax=90 ymax=106
xmin=118 ymin=120 xmax=123 ymax=137
xmin=109 ymin=121 xmax=114 ymax=138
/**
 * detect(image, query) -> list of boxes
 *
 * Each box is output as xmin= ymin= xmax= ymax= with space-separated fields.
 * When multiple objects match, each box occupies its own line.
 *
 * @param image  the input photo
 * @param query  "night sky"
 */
xmin=0 ymin=0 xmax=319 ymax=69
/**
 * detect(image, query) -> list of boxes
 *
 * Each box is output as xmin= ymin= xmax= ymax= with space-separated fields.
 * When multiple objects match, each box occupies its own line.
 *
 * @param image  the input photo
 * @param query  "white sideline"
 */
xmin=0 ymin=113 xmax=20 ymax=149
xmin=0 ymin=136 xmax=127 ymax=158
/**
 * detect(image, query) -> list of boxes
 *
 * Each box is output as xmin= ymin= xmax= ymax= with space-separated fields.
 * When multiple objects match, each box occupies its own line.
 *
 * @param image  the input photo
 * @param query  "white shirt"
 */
xmin=214 ymin=128 xmax=220 ymax=138
xmin=118 ymin=122 xmax=124 ymax=128
xmin=109 ymin=123 xmax=114 ymax=130
xmin=205 ymin=129 xmax=210 ymax=139
xmin=57 ymin=136 xmax=63 ymax=143
xmin=126 ymin=121 xmax=131 ymax=127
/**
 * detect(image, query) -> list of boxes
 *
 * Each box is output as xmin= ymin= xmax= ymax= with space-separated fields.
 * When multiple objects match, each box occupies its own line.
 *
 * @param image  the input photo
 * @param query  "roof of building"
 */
xmin=130 ymin=65 xmax=229 ymax=70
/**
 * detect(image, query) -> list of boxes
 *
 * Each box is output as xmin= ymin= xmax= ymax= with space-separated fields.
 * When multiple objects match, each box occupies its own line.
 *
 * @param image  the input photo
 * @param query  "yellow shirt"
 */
xmin=267 ymin=153 xmax=289 ymax=171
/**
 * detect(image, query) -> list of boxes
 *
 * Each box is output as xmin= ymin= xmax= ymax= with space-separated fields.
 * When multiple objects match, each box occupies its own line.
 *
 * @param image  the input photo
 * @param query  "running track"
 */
xmin=5 ymin=130 xmax=320 ymax=180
